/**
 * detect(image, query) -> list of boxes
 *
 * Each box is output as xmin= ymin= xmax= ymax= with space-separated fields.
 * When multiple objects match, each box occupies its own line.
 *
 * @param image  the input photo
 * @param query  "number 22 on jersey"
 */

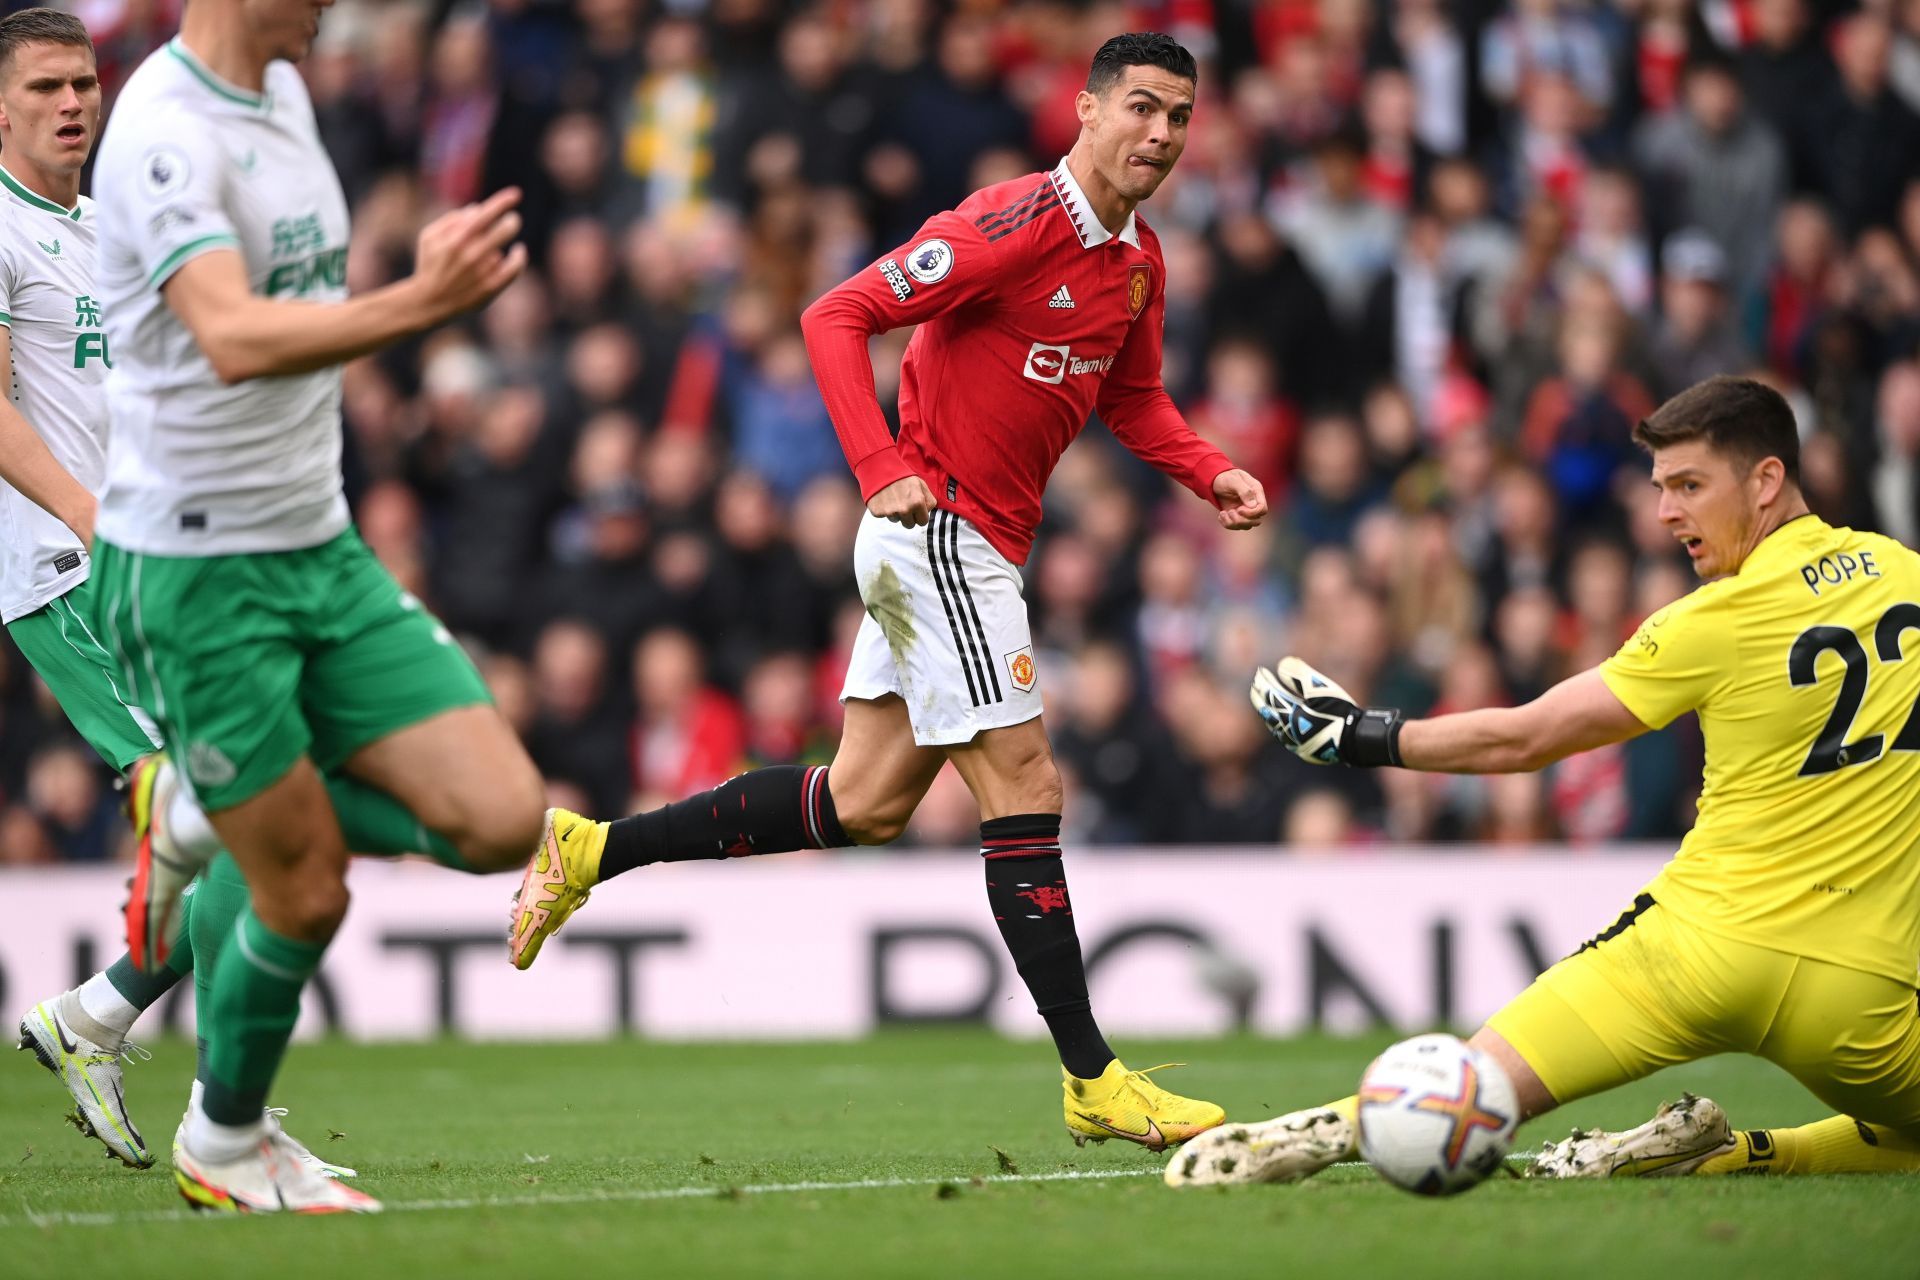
xmin=1789 ymin=603 xmax=1920 ymax=776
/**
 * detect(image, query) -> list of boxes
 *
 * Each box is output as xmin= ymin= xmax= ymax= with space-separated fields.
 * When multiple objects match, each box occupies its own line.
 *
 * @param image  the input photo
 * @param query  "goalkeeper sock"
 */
xmin=599 ymin=765 xmax=850 ymax=879
xmin=188 ymin=855 xmax=251 ymax=1084
xmin=200 ymin=908 xmax=328 ymax=1125
xmin=325 ymin=775 xmax=467 ymax=869
xmin=1694 ymin=1116 xmax=1920 ymax=1175
xmin=980 ymin=814 xmax=1115 ymax=1080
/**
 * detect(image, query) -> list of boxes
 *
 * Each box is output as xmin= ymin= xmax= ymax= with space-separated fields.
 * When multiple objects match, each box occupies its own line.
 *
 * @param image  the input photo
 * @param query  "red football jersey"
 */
xmin=801 ymin=160 xmax=1235 ymax=565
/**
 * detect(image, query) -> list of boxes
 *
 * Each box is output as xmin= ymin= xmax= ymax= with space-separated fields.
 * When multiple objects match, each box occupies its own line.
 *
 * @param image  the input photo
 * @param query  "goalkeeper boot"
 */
xmin=123 ymin=754 xmax=214 ymax=972
xmin=509 ymin=807 xmax=608 ymax=969
xmin=16 ymin=996 xmax=153 ymax=1168
xmin=1529 ymin=1093 xmax=1735 ymax=1178
xmin=1063 ymin=1061 xmax=1225 ymax=1152
xmin=1164 ymin=1104 xmax=1354 ymax=1187
xmin=173 ymin=1126 xmax=381 ymax=1214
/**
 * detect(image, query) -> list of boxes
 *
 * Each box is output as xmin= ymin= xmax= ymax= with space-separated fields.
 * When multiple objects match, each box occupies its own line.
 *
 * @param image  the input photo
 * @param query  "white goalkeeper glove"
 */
xmin=1250 ymin=657 xmax=1405 ymax=767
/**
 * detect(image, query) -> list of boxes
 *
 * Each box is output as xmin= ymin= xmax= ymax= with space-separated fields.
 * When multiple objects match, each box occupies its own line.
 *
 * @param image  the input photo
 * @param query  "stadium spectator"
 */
xmin=1184 ymin=335 xmax=1298 ymax=500
xmin=627 ymin=627 xmax=746 ymax=810
xmin=527 ymin=619 xmax=633 ymax=816
xmin=1517 ymin=311 xmax=1656 ymax=526
xmin=1382 ymin=0 xmax=1467 ymax=157
xmin=1276 ymin=128 xmax=1401 ymax=328
xmin=1738 ymin=0 xmax=1835 ymax=192
xmin=1632 ymin=54 xmax=1785 ymax=292
xmin=1649 ymin=229 xmax=1751 ymax=399
xmin=1872 ymin=360 xmax=1920 ymax=546
xmin=1811 ymin=12 xmax=1920 ymax=239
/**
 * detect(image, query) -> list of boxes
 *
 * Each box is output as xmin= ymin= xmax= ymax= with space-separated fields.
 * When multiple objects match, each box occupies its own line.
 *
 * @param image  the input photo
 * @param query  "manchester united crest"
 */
xmin=1005 ymin=645 xmax=1037 ymax=693
xmin=1127 ymin=264 xmax=1150 ymax=317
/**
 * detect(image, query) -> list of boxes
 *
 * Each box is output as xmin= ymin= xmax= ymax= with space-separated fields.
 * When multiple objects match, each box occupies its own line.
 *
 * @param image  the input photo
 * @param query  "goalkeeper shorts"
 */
xmin=1486 ymin=895 xmax=1920 ymax=1140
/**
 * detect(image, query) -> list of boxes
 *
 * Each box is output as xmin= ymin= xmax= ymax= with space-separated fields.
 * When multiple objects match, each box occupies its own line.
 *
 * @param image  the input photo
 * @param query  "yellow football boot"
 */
xmin=1063 ymin=1061 xmax=1225 ymax=1151
xmin=509 ymin=808 xmax=608 ymax=969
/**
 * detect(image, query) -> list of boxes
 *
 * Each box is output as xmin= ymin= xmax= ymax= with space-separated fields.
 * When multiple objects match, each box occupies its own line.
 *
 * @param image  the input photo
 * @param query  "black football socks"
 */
xmin=599 ymin=765 xmax=850 ymax=879
xmin=981 ymin=813 xmax=1116 ymax=1079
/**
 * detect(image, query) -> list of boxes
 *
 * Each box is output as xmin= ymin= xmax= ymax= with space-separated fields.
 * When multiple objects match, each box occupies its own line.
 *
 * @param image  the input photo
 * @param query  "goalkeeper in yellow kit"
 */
xmin=1170 ymin=375 xmax=1920 ymax=1185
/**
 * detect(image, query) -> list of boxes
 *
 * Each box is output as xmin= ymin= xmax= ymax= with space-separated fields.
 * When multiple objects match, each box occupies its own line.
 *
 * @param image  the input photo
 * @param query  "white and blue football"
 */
xmin=1357 ymin=1033 xmax=1519 ymax=1196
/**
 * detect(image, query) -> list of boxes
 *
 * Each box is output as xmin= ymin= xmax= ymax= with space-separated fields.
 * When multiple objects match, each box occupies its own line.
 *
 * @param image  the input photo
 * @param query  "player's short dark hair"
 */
xmin=1086 ymin=32 xmax=1197 ymax=96
xmin=1635 ymin=375 xmax=1801 ymax=485
xmin=0 ymin=8 xmax=93 ymax=81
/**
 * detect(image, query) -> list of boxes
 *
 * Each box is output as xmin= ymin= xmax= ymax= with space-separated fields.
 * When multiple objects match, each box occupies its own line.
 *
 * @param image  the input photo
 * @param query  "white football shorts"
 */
xmin=841 ymin=509 xmax=1043 ymax=746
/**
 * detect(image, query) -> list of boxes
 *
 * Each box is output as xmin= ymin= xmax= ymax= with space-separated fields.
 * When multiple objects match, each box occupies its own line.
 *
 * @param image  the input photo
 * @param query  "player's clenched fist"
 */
xmin=1211 ymin=468 xmax=1268 ymax=530
xmin=1251 ymin=657 xmax=1404 ymax=767
xmin=867 ymin=475 xmax=938 ymax=529
xmin=412 ymin=187 xmax=528 ymax=322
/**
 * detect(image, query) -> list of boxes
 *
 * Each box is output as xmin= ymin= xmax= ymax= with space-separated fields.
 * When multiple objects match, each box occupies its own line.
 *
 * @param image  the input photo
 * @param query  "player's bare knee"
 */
xmin=272 ymin=873 xmax=350 ymax=942
xmin=1024 ymin=763 xmax=1064 ymax=816
xmin=835 ymin=797 xmax=910 ymax=846
xmin=977 ymin=727 xmax=1061 ymax=813
xmin=429 ymin=759 xmax=545 ymax=871
xmin=1005 ymin=751 xmax=1063 ymax=815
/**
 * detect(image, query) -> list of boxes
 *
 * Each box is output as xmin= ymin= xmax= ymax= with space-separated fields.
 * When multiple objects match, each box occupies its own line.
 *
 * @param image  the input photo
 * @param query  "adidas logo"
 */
xmin=1048 ymin=284 xmax=1075 ymax=309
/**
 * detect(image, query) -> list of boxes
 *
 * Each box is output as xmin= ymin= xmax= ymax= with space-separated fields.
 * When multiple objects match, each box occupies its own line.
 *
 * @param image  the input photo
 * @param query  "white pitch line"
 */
xmin=0 ymin=1167 xmax=1166 ymax=1230
xmin=2 ymin=1157 xmax=1543 ymax=1229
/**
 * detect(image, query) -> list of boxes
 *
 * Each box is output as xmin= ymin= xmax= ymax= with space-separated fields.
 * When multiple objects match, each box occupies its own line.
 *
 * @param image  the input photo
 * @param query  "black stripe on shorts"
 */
xmin=927 ymin=512 xmax=1001 ymax=706
xmin=1573 ymin=893 xmax=1657 ymax=958
xmin=945 ymin=513 xmax=1002 ymax=702
xmin=926 ymin=513 xmax=985 ymax=707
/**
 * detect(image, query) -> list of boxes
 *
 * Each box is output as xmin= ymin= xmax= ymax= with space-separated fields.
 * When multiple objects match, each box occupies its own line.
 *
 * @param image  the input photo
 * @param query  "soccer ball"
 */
xmin=1357 ymin=1033 xmax=1519 ymax=1196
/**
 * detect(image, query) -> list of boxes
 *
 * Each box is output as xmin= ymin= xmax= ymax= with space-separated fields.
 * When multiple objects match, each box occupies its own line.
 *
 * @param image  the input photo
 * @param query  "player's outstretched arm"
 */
xmin=0 ymin=328 xmax=95 ymax=546
xmin=1253 ymin=659 xmax=1647 ymax=774
xmin=1097 ymin=271 xmax=1257 ymax=525
xmin=160 ymin=189 xmax=527 ymax=384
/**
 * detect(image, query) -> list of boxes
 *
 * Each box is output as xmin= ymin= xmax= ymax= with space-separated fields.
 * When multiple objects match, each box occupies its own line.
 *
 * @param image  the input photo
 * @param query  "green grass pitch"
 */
xmin=3 ymin=1030 xmax=1915 ymax=1278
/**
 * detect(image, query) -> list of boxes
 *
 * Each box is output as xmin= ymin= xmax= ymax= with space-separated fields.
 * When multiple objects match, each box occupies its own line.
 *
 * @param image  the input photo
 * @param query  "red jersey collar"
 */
xmin=1050 ymin=159 xmax=1141 ymax=249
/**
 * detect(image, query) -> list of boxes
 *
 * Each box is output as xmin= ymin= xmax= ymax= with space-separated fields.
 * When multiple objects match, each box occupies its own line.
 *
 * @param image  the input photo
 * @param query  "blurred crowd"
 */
xmin=6 ymin=0 xmax=1920 ymax=864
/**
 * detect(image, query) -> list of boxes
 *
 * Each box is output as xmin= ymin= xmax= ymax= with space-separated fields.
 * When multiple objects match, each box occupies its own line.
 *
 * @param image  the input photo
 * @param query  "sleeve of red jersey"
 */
xmin=1096 ymin=270 xmax=1235 ymax=506
xmin=800 ymin=212 xmax=1003 ymax=501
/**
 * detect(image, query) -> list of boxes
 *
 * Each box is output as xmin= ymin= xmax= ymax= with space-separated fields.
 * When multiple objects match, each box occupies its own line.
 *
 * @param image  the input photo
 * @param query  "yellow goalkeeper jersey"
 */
xmin=1600 ymin=514 xmax=1920 ymax=986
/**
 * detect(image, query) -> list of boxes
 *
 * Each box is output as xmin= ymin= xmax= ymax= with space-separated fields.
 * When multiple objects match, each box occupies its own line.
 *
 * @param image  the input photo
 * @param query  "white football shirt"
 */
xmin=0 ymin=166 xmax=105 ymax=624
xmin=94 ymin=39 xmax=351 ymax=555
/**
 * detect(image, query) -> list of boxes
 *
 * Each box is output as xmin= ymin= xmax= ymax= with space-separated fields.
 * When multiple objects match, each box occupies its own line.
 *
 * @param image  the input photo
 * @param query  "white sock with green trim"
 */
xmin=68 ymin=976 xmax=137 ymax=1047
xmin=184 ymin=1098 xmax=266 ymax=1164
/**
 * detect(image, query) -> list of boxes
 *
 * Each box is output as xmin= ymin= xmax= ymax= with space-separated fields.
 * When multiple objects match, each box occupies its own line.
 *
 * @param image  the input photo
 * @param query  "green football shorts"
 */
xmin=6 ymin=576 xmax=165 ymax=772
xmin=90 ymin=529 xmax=491 ymax=811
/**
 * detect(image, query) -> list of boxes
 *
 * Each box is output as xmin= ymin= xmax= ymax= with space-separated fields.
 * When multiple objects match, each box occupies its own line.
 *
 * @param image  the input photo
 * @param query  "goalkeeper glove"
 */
xmin=1250 ymin=657 xmax=1405 ymax=767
